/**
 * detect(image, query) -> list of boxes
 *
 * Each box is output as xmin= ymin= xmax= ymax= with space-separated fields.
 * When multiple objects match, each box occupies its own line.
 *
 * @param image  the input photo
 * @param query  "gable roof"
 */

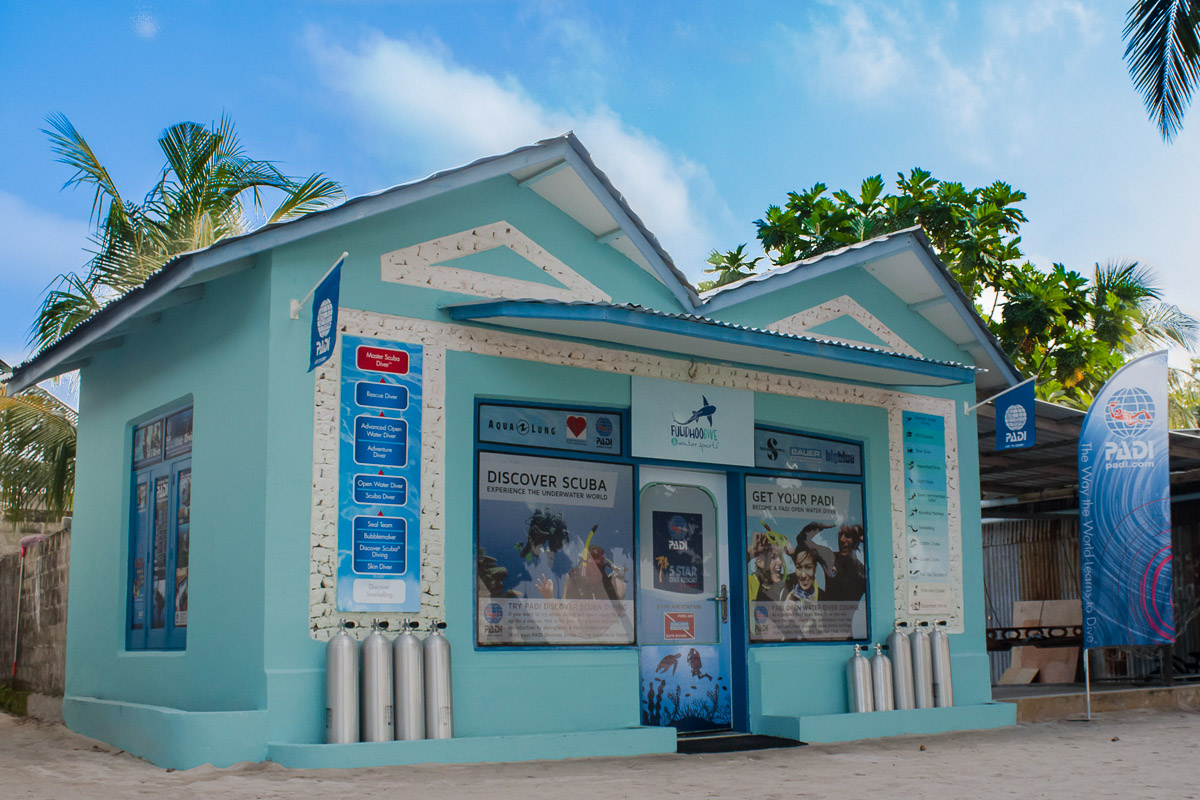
xmin=6 ymin=133 xmax=699 ymax=393
xmin=698 ymin=227 xmax=1022 ymax=395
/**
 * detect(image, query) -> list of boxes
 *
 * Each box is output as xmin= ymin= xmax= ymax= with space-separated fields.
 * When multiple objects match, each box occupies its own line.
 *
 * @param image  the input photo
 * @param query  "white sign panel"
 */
xmin=630 ymin=377 xmax=754 ymax=466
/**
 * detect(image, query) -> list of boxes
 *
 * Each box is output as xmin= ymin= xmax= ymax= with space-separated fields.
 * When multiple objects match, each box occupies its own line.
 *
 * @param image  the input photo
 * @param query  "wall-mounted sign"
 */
xmin=902 ymin=412 xmax=949 ymax=584
xmin=754 ymin=427 xmax=862 ymax=476
xmin=744 ymin=475 xmax=867 ymax=642
xmin=477 ymin=403 xmax=622 ymax=455
xmin=475 ymin=452 xmax=635 ymax=646
xmin=630 ymin=377 xmax=753 ymax=466
xmin=337 ymin=336 xmax=422 ymax=612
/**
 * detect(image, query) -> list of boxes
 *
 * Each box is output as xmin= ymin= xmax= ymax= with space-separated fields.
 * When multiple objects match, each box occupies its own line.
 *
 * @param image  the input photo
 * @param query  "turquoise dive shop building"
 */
xmin=7 ymin=134 xmax=1019 ymax=769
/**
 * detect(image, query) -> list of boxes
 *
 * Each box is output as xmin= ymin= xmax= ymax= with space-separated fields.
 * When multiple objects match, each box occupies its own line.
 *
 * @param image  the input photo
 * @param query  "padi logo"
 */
xmin=1102 ymin=387 xmax=1157 ymax=468
xmin=666 ymin=515 xmax=690 ymax=551
xmin=670 ymin=395 xmax=719 ymax=445
xmin=483 ymin=603 xmax=503 ymax=624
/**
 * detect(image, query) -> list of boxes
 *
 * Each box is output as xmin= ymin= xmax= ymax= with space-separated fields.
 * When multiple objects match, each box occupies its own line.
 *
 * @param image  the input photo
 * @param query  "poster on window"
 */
xmin=476 ymin=452 xmax=635 ymax=646
xmin=745 ymin=475 xmax=867 ymax=641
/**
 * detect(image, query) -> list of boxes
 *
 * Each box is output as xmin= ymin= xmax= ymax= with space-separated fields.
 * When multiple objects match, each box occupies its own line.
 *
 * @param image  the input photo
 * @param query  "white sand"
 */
xmin=2 ymin=709 xmax=1198 ymax=799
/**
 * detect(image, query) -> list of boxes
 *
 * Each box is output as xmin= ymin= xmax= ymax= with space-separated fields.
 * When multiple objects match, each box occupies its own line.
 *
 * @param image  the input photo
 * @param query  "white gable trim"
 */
xmin=380 ymin=221 xmax=610 ymax=302
xmin=768 ymin=295 xmax=921 ymax=357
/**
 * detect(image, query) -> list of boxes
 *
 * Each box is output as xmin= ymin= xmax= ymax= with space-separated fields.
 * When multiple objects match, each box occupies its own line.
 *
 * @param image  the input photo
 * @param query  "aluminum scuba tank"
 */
xmin=931 ymin=620 xmax=955 ymax=708
xmin=846 ymin=644 xmax=875 ymax=713
xmin=424 ymin=620 xmax=453 ymax=738
xmin=911 ymin=621 xmax=934 ymax=709
xmin=886 ymin=622 xmax=916 ymax=711
xmin=360 ymin=619 xmax=394 ymax=742
xmin=870 ymin=643 xmax=895 ymax=711
xmin=325 ymin=620 xmax=359 ymax=744
xmin=393 ymin=619 xmax=425 ymax=741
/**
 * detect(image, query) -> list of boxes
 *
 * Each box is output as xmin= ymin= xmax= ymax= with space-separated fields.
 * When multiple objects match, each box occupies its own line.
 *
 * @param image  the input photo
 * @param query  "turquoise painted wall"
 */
xmin=703 ymin=265 xmax=975 ymax=367
xmin=66 ymin=259 xmax=271 ymax=714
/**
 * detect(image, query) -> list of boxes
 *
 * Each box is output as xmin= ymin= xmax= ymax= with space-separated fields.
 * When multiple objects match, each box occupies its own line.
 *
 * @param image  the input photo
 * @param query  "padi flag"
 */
xmin=1078 ymin=351 xmax=1174 ymax=648
xmin=308 ymin=255 xmax=343 ymax=372
xmin=995 ymin=379 xmax=1035 ymax=451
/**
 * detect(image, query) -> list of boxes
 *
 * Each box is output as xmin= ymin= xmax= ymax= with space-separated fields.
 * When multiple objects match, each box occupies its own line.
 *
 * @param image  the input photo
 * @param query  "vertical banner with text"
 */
xmin=1079 ymin=351 xmax=1174 ymax=648
xmin=337 ymin=336 xmax=422 ymax=612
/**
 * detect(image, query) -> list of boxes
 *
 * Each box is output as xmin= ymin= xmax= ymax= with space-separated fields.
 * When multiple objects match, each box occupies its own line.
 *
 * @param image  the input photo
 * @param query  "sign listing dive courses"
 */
xmin=338 ymin=337 xmax=422 ymax=612
xmin=902 ymin=411 xmax=952 ymax=617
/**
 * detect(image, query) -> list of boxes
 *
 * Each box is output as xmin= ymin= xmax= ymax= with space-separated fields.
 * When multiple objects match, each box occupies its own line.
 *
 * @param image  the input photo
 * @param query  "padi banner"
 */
xmin=308 ymin=254 xmax=343 ymax=372
xmin=745 ymin=475 xmax=867 ymax=642
xmin=995 ymin=378 xmax=1035 ymax=451
xmin=476 ymin=452 xmax=635 ymax=646
xmin=1078 ymin=351 xmax=1174 ymax=648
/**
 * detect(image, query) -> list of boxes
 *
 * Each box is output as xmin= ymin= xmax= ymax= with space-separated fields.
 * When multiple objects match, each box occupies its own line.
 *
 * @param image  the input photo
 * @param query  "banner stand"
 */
xmin=1084 ymin=647 xmax=1092 ymax=721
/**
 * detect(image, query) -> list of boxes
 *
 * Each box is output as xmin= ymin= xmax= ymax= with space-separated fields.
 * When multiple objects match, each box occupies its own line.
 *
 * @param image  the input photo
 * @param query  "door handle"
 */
xmin=710 ymin=583 xmax=728 ymax=624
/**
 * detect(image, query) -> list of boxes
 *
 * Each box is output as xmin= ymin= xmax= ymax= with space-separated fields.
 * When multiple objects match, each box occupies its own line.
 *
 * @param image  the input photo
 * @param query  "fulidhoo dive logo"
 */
xmin=1105 ymin=387 xmax=1155 ymax=438
xmin=670 ymin=395 xmax=720 ymax=446
xmin=316 ymin=297 xmax=334 ymax=338
xmin=1004 ymin=403 xmax=1027 ymax=432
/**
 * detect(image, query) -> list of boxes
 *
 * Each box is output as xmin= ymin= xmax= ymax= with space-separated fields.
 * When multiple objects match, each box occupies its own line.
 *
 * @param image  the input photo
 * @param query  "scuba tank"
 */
xmin=325 ymin=620 xmax=359 ymax=744
xmin=931 ymin=620 xmax=955 ymax=708
xmin=393 ymin=620 xmax=425 ymax=741
xmin=360 ymin=619 xmax=394 ymax=742
xmin=423 ymin=620 xmax=453 ymax=738
xmin=846 ymin=644 xmax=875 ymax=713
xmin=886 ymin=622 xmax=916 ymax=711
xmin=870 ymin=643 xmax=895 ymax=712
xmin=911 ymin=621 xmax=934 ymax=709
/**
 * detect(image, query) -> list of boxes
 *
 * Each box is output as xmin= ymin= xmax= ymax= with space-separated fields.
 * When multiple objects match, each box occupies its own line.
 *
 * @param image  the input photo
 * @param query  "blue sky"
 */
xmin=3 ymin=0 xmax=1199 ymax=375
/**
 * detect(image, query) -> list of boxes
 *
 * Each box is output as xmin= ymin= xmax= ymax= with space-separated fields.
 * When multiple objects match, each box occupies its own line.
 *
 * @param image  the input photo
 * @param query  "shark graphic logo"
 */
xmin=674 ymin=396 xmax=717 ymax=426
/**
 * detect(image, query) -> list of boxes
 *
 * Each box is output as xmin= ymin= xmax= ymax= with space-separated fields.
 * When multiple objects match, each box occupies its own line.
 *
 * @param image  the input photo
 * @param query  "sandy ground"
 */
xmin=3 ymin=709 xmax=1199 ymax=799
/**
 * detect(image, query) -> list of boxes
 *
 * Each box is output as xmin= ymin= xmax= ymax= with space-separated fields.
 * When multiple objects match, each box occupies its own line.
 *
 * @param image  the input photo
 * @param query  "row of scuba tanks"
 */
xmin=847 ymin=621 xmax=953 ymax=713
xmin=326 ymin=618 xmax=453 ymax=744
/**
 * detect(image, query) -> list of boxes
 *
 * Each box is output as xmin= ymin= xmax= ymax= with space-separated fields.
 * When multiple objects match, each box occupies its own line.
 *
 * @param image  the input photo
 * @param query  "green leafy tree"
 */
xmin=697 ymin=244 xmax=762 ymax=292
xmin=0 ymin=359 xmax=77 ymax=521
xmin=30 ymin=114 xmax=344 ymax=351
xmin=749 ymin=170 xmax=1197 ymax=409
xmin=1124 ymin=0 xmax=1200 ymax=142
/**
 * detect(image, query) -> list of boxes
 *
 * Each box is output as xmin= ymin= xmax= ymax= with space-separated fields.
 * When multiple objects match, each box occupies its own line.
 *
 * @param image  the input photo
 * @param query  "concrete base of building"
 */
xmin=26 ymin=693 xmax=64 ymax=723
xmin=268 ymin=727 xmax=678 ymax=769
xmin=997 ymin=683 xmax=1200 ymax=723
xmin=64 ymin=696 xmax=269 ymax=769
xmin=757 ymin=702 xmax=1017 ymax=742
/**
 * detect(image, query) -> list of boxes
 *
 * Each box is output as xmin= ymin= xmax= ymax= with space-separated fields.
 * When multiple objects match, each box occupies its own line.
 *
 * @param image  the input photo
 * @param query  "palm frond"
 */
xmin=267 ymin=173 xmax=345 ymax=223
xmin=1124 ymin=0 xmax=1200 ymax=141
xmin=42 ymin=112 xmax=127 ymax=226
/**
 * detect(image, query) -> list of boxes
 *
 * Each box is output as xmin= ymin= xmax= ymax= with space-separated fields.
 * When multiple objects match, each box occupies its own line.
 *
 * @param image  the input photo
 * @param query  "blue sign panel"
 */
xmin=995 ymin=379 xmax=1035 ymax=451
xmin=338 ymin=336 xmax=422 ymax=612
xmin=353 ymin=474 xmax=407 ymax=506
xmin=477 ymin=404 xmax=622 ymax=455
xmin=753 ymin=428 xmax=862 ymax=476
xmin=902 ymin=412 xmax=949 ymax=583
xmin=1079 ymin=351 xmax=1173 ymax=648
xmin=352 ymin=515 xmax=407 ymax=575
xmin=356 ymin=380 xmax=409 ymax=411
xmin=354 ymin=415 xmax=408 ymax=467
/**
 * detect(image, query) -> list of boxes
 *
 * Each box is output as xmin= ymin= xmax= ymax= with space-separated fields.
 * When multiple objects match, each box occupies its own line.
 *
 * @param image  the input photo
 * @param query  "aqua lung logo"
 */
xmin=1102 ymin=386 xmax=1156 ymax=468
xmin=486 ymin=418 xmax=556 ymax=436
xmin=670 ymin=395 xmax=719 ymax=445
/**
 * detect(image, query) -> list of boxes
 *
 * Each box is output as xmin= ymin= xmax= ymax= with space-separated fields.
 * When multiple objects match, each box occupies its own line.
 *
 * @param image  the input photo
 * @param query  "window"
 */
xmin=127 ymin=405 xmax=192 ymax=650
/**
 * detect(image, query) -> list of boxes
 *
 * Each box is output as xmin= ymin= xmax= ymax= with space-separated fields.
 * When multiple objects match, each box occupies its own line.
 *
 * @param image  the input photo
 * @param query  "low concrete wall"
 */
xmin=0 ymin=527 xmax=70 ymax=695
xmin=1001 ymin=684 xmax=1200 ymax=723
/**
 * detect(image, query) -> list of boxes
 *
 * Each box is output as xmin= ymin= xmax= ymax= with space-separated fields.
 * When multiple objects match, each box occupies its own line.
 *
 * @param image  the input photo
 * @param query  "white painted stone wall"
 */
xmin=310 ymin=310 xmax=967 ymax=638
xmin=768 ymin=295 xmax=922 ymax=357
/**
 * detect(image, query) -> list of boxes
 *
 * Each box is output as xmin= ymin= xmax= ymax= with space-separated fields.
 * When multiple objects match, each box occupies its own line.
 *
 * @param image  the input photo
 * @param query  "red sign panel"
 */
xmin=663 ymin=611 xmax=695 ymax=640
xmin=357 ymin=345 xmax=410 ymax=374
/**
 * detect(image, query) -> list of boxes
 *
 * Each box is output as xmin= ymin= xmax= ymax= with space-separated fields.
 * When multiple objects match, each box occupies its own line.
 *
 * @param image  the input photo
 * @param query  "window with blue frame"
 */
xmin=127 ymin=405 xmax=192 ymax=650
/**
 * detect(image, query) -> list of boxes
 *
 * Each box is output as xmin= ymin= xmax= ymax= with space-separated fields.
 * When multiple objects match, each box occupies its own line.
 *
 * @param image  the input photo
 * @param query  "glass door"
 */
xmin=636 ymin=467 xmax=732 ymax=733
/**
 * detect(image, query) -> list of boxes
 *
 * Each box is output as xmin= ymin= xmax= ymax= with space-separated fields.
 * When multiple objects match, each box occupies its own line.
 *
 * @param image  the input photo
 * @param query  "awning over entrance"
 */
xmin=446 ymin=300 xmax=980 ymax=388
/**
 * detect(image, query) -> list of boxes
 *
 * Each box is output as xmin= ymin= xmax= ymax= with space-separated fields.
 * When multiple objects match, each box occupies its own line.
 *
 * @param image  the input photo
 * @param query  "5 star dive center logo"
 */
xmin=671 ymin=395 xmax=719 ymax=447
xmin=1103 ymin=386 xmax=1156 ymax=465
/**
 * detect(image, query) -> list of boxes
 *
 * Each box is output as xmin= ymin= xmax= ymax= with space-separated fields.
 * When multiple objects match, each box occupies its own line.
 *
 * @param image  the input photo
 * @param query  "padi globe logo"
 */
xmin=483 ymin=603 xmax=503 ymax=624
xmin=1102 ymin=386 xmax=1156 ymax=467
xmin=1004 ymin=403 xmax=1027 ymax=432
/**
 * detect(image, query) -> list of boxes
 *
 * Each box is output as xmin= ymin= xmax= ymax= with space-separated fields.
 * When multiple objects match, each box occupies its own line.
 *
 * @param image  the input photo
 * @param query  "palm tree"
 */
xmin=1124 ymin=0 xmax=1200 ymax=142
xmin=2 ymin=115 xmax=344 ymax=520
xmin=30 ymin=113 xmax=344 ymax=351
xmin=0 ymin=359 xmax=77 ymax=521
xmin=697 ymin=244 xmax=763 ymax=292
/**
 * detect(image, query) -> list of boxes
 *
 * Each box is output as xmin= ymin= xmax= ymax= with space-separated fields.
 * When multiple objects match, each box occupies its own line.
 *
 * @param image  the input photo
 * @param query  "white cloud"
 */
xmin=132 ymin=13 xmax=159 ymax=39
xmin=786 ymin=4 xmax=911 ymax=102
xmin=304 ymin=27 xmax=726 ymax=277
